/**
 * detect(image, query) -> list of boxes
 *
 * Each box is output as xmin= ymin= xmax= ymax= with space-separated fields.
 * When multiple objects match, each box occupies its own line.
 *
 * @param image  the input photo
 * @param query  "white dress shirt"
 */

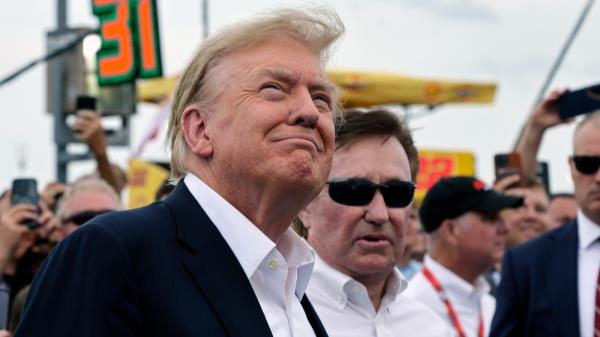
xmin=306 ymin=256 xmax=455 ymax=337
xmin=404 ymin=255 xmax=495 ymax=337
xmin=184 ymin=173 xmax=316 ymax=337
xmin=577 ymin=210 xmax=600 ymax=337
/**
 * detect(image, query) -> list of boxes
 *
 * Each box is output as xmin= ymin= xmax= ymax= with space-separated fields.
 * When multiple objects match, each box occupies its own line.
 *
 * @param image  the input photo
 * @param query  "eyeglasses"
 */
xmin=572 ymin=155 xmax=600 ymax=175
xmin=62 ymin=209 xmax=112 ymax=226
xmin=327 ymin=178 xmax=416 ymax=208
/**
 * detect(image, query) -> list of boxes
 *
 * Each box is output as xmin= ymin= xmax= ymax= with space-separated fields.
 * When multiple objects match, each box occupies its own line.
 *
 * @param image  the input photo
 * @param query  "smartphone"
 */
xmin=11 ymin=178 xmax=40 ymax=229
xmin=536 ymin=161 xmax=550 ymax=195
xmin=494 ymin=153 xmax=525 ymax=187
xmin=557 ymin=84 xmax=600 ymax=120
xmin=76 ymin=95 xmax=97 ymax=111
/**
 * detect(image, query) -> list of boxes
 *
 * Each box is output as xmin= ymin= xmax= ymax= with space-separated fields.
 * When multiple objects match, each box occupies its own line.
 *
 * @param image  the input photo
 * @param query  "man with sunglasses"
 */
xmin=299 ymin=109 xmax=454 ymax=337
xmin=404 ymin=176 xmax=523 ymax=337
xmin=491 ymin=111 xmax=600 ymax=337
xmin=52 ymin=178 xmax=120 ymax=241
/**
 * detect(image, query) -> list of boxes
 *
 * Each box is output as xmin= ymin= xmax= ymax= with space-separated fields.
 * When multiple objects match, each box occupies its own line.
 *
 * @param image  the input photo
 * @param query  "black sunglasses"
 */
xmin=572 ymin=155 xmax=600 ymax=175
xmin=327 ymin=178 xmax=416 ymax=208
xmin=63 ymin=210 xmax=112 ymax=226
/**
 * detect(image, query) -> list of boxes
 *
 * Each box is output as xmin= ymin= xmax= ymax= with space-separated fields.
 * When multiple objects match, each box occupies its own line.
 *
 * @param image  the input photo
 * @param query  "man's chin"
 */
xmin=349 ymin=255 xmax=395 ymax=275
xmin=286 ymin=154 xmax=329 ymax=184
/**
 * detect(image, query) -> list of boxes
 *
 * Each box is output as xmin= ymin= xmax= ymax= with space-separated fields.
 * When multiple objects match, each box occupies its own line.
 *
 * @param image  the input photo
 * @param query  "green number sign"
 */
xmin=92 ymin=0 xmax=163 ymax=86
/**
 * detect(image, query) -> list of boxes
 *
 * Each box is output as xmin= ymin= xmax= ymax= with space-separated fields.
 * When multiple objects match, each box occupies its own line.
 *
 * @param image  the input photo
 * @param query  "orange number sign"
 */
xmin=136 ymin=0 xmax=162 ymax=78
xmin=417 ymin=156 xmax=455 ymax=191
xmin=92 ymin=0 xmax=162 ymax=85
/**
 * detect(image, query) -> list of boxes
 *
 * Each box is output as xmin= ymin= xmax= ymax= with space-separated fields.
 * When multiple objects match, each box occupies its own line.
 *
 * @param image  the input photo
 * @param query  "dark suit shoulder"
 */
xmin=87 ymin=201 xmax=172 ymax=232
xmin=81 ymin=201 xmax=175 ymax=245
xmin=67 ymin=201 xmax=182 ymax=269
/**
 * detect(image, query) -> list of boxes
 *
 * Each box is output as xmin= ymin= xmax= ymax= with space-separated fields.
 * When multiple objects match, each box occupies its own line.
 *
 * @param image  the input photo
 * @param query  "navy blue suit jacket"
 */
xmin=14 ymin=182 xmax=328 ymax=337
xmin=490 ymin=220 xmax=579 ymax=337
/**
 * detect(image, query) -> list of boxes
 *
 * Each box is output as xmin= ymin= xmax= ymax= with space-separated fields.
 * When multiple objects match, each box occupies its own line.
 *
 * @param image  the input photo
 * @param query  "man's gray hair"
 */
xmin=166 ymin=7 xmax=345 ymax=183
xmin=56 ymin=177 xmax=120 ymax=221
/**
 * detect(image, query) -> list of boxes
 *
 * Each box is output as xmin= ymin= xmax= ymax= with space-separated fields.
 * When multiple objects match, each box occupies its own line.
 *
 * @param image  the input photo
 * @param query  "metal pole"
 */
xmin=534 ymin=0 xmax=595 ymax=103
xmin=513 ymin=0 xmax=595 ymax=150
xmin=202 ymin=0 xmax=209 ymax=38
xmin=53 ymin=0 xmax=68 ymax=182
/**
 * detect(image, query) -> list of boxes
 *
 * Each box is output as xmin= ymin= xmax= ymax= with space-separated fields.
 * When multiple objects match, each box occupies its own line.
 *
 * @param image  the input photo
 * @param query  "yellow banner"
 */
xmin=328 ymin=70 xmax=496 ymax=107
xmin=137 ymin=70 xmax=496 ymax=107
xmin=415 ymin=150 xmax=476 ymax=205
xmin=127 ymin=159 xmax=169 ymax=209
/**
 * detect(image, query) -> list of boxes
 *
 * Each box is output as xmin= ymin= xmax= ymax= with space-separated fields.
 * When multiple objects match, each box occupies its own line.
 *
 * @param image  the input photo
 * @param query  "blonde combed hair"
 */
xmin=166 ymin=7 xmax=345 ymax=183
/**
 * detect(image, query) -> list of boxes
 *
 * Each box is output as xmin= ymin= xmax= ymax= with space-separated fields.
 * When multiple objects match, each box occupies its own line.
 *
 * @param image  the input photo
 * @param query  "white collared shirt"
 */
xmin=306 ymin=256 xmax=455 ymax=337
xmin=184 ymin=173 xmax=316 ymax=337
xmin=404 ymin=255 xmax=495 ymax=337
xmin=577 ymin=210 xmax=600 ymax=337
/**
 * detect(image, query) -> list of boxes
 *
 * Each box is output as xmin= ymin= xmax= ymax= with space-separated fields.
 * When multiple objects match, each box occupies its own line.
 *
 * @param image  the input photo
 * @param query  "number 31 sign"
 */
xmin=92 ymin=0 xmax=163 ymax=86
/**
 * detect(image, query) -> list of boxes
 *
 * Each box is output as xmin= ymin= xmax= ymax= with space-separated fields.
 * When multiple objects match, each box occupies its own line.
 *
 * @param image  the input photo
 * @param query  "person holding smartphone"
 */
xmin=71 ymin=105 xmax=127 ymax=194
xmin=0 ymin=190 xmax=55 ymax=279
xmin=0 ymin=188 xmax=55 ymax=334
xmin=514 ymin=89 xmax=571 ymax=179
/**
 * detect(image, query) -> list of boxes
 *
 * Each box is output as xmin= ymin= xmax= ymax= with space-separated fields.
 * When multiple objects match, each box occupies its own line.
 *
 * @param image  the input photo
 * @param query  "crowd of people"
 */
xmin=0 ymin=6 xmax=598 ymax=337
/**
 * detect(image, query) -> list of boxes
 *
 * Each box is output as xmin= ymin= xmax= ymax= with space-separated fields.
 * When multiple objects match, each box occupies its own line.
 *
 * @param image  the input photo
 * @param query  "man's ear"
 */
xmin=298 ymin=208 xmax=312 ymax=230
xmin=181 ymin=106 xmax=213 ymax=158
xmin=568 ymin=156 xmax=578 ymax=179
xmin=439 ymin=218 xmax=460 ymax=246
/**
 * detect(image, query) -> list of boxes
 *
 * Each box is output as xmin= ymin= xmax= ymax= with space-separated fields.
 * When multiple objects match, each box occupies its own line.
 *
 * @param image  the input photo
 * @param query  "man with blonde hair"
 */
xmin=16 ymin=8 xmax=343 ymax=337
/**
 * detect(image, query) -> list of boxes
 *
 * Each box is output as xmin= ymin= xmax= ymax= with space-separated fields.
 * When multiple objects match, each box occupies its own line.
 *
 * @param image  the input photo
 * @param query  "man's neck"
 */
xmin=354 ymin=271 xmax=393 ymax=312
xmin=582 ymin=209 xmax=600 ymax=226
xmin=189 ymin=168 xmax=318 ymax=242
xmin=429 ymin=249 xmax=484 ymax=285
xmin=398 ymin=250 xmax=413 ymax=267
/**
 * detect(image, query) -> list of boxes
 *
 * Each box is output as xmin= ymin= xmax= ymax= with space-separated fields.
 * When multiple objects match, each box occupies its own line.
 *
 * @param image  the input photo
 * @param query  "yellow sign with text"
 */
xmin=127 ymin=159 xmax=169 ymax=209
xmin=415 ymin=150 xmax=475 ymax=205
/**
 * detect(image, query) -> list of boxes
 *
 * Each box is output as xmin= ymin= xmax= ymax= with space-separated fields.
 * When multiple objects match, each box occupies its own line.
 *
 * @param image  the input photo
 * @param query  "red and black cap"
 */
xmin=419 ymin=176 xmax=523 ymax=233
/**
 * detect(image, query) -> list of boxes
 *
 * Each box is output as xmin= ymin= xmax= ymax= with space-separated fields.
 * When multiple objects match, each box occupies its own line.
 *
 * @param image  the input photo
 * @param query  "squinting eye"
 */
xmin=260 ymin=84 xmax=286 ymax=100
xmin=312 ymin=94 xmax=331 ymax=108
xmin=261 ymin=83 xmax=282 ymax=91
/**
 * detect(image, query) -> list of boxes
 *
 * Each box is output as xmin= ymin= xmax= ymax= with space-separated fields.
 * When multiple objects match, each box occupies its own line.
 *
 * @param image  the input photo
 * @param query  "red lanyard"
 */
xmin=421 ymin=267 xmax=484 ymax=337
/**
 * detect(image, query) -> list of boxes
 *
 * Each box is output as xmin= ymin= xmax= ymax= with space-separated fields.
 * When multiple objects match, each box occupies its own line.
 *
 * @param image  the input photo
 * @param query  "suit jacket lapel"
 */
xmin=165 ymin=182 xmax=273 ymax=337
xmin=301 ymin=295 xmax=329 ymax=337
xmin=545 ymin=221 xmax=580 ymax=337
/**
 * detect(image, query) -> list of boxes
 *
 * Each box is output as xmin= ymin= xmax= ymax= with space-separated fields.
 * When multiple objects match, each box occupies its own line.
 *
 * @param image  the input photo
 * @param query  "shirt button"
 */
xmin=268 ymin=260 xmax=279 ymax=269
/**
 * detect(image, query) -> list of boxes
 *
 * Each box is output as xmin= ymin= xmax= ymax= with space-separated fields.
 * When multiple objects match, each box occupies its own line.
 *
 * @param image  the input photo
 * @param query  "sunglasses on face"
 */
xmin=62 ymin=210 xmax=112 ymax=226
xmin=572 ymin=155 xmax=600 ymax=175
xmin=327 ymin=178 xmax=416 ymax=208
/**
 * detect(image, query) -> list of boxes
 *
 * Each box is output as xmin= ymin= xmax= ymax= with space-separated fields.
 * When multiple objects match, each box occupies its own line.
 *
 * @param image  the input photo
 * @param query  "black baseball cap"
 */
xmin=419 ymin=176 xmax=523 ymax=233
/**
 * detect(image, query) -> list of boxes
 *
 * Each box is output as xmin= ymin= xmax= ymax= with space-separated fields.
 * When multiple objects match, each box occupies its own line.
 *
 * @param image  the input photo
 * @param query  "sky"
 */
xmin=1 ymin=0 xmax=599 ymax=193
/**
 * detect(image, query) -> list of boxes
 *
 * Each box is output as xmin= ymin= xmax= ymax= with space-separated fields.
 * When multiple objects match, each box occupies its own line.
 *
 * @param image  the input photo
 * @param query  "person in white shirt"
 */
xmin=404 ymin=176 xmax=523 ymax=337
xmin=298 ymin=109 xmax=454 ymax=337
xmin=490 ymin=111 xmax=600 ymax=337
xmin=14 ymin=8 xmax=344 ymax=337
